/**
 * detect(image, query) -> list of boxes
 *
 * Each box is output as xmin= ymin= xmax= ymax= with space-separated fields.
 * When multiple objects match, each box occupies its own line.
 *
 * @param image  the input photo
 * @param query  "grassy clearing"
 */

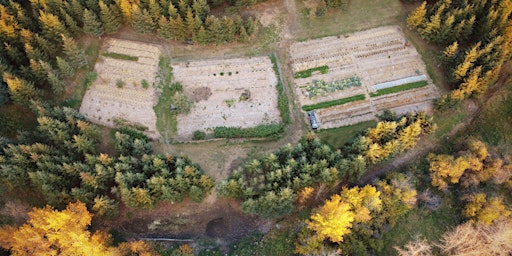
xmin=296 ymin=0 xmax=404 ymax=40
xmin=434 ymin=104 xmax=466 ymax=139
xmin=101 ymin=52 xmax=139 ymax=61
xmin=317 ymin=120 xmax=377 ymax=149
xmin=379 ymin=194 xmax=462 ymax=255
xmin=466 ymin=81 xmax=512 ymax=153
xmin=293 ymin=65 xmax=329 ymax=79
xmin=302 ymin=94 xmax=365 ymax=111
xmin=228 ymin=229 xmax=295 ymax=256
xmin=64 ymin=38 xmax=101 ymax=108
xmin=370 ymin=80 xmax=428 ymax=97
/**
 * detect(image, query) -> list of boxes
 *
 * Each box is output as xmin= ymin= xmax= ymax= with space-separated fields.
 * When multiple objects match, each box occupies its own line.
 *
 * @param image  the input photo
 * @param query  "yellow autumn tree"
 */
xmin=0 ymin=201 xmax=118 ymax=255
xmin=463 ymin=193 xmax=511 ymax=225
xmin=307 ymin=194 xmax=355 ymax=243
xmin=0 ymin=201 xmax=157 ymax=256
xmin=407 ymin=1 xmax=427 ymax=29
xmin=295 ymin=185 xmax=382 ymax=254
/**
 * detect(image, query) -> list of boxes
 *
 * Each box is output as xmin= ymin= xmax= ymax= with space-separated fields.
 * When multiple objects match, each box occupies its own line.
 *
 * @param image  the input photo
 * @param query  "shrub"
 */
xmin=141 ymin=79 xmax=149 ymax=89
xmin=192 ymin=130 xmax=206 ymax=140
xmin=116 ymin=79 xmax=125 ymax=88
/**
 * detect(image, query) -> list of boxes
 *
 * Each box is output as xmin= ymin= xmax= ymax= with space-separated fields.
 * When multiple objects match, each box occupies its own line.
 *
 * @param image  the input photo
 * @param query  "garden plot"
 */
xmin=79 ymin=38 xmax=161 ymax=139
xmin=289 ymin=26 xmax=439 ymax=129
xmin=171 ymin=56 xmax=280 ymax=141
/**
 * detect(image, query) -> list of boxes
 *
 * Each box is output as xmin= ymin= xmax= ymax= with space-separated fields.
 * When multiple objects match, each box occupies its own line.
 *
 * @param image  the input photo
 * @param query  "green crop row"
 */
xmin=306 ymin=76 xmax=362 ymax=98
xmin=294 ymin=65 xmax=329 ymax=79
xmin=102 ymin=52 xmax=139 ymax=61
xmin=302 ymin=94 xmax=365 ymax=111
xmin=213 ymin=124 xmax=284 ymax=139
xmin=370 ymin=80 xmax=428 ymax=97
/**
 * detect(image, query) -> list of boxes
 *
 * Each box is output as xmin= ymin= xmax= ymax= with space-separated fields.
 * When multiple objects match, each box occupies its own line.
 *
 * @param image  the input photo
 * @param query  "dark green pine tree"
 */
xmin=62 ymin=34 xmax=88 ymax=69
xmin=238 ymin=26 xmax=249 ymax=43
xmin=132 ymin=7 xmax=157 ymax=34
xmin=148 ymin=0 xmax=163 ymax=22
xmin=157 ymin=16 xmax=173 ymax=40
xmin=168 ymin=2 xmax=179 ymax=19
xmin=83 ymin=9 xmax=104 ymax=37
xmin=38 ymin=11 xmax=69 ymax=43
xmin=56 ymin=56 xmax=75 ymax=77
xmin=192 ymin=0 xmax=209 ymax=21
xmin=192 ymin=25 xmax=209 ymax=44
xmin=39 ymin=60 xmax=65 ymax=95
xmin=222 ymin=17 xmax=236 ymax=43
xmin=2 ymin=73 xmax=41 ymax=105
xmin=169 ymin=14 xmax=187 ymax=41
xmin=62 ymin=11 xmax=81 ymax=36
xmin=99 ymin=1 xmax=121 ymax=34
xmin=67 ymin=0 xmax=85 ymax=24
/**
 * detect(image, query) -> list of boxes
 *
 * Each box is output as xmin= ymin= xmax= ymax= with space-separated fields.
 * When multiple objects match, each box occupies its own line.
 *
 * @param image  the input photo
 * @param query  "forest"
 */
xmin=0 ymin=0 xmax=511 ymax=255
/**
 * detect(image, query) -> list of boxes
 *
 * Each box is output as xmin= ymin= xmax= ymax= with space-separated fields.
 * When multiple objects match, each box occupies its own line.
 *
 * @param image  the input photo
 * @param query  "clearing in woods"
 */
xmin=171 ymin=56 xmax=280 ymax=141
xmin=79 ymin=38 xmax=161 ymax=139
xmin=290 ymin=26 xmax=440 ymax=129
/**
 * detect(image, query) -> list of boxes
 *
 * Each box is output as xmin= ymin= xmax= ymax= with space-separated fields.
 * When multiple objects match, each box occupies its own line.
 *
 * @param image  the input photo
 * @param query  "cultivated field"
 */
xmin=171 ymin=56 xmax=280 ymax=141
xmin=290 ymin=26 xmax=439 ymax=129
xmin=79 ymin=38 xmax=161 ymax=139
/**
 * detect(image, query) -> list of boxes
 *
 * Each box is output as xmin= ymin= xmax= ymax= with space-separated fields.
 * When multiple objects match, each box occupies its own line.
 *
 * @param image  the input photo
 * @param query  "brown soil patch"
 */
xmin=172 ymin=56 xmax=281 ymax=141
xmin=79 ymin=38 xmax=162 ymax=139
xmin=187 ymin=87 xmax=212 ymax=103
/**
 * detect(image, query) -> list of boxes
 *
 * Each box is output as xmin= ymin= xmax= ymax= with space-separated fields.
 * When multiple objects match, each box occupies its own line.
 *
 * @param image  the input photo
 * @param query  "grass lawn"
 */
xmin=464 ymin=79 xmax=512 ymax=154
xmin=434 ymin=104 xmax=466 ymax=139
xmin=64 ymin=37 xmax=101 ymax=108
xmin=296 ymin=0 xmax=405 ymax=40
xmin=317 ymin=120 xmax=377 ymax=149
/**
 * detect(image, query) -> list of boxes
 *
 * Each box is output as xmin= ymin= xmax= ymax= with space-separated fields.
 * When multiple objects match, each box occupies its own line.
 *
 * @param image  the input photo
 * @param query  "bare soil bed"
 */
xmin=289 ymin=26 xmax=440 ymax=129
xmin=171 ymin=56 xmax=281 ymax=141
xmin=79 ymin=38 xmax=161 ymax=139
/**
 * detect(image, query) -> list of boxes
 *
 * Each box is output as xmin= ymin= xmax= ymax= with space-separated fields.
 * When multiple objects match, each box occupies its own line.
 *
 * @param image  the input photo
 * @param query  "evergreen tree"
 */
xmin=62 ymin=11 xmax=81 ymax=36
xmin=238 ymin=25 xmax=249 ymax=43
xmin=132 ymin=7 xmax=156 ymax=33
xmin=61 ymin=34 xmax=88 ymax=69
xmin=157 ymin=15 xmax=173 ymax=40
xmin=184 ymin=9 xmax=198 ymax=39
xmin=2 ymin=73 xmax=40 ymax=105
xmin=168 ymin=2 xmax=179 ymax=19
xmin=99 ymin=1 xmax=121 ymax=34
xmin=406 ymin=1 xmax=426 ymax=29
xmin=192 ymin=0 xmax=209 ymax=20
xmin=222 ymin=16 xmax=236 ymax=43
xmin=83 ymin=9 xmax=104 ymax=37
xmin=38 ymin=11 xmax=68 ymax=43
xmin=148 ymin=0 xmax=163 ymax=22
xmin=68 ymin=0 xmax=85 ymax=24
xmin=193 ymin=25 xmax=209 ymax=44
xmin=56 ymin=56 xmax=74 ymax=77
xmin=169 ymin=14 xmax=186 ymax=41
